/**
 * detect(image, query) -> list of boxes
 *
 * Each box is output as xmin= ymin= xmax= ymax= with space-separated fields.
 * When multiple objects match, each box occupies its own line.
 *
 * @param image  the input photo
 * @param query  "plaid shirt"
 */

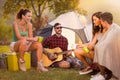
xmin=42 ymin=34 xmax=68 ymax=51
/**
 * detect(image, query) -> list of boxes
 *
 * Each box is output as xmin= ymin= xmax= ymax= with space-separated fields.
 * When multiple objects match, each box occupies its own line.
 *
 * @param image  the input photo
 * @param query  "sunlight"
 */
xmin=79 ymin=0 xmax=120 ymax=25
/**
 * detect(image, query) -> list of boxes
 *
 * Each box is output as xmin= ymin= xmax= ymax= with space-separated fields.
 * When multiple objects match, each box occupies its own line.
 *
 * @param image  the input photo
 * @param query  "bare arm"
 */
xmin=91 ymin=33 xmax=98 ymax=45
xmin=13 ymin=22 xmax=25 ymax=40
xmin=87 ymin=33 xmax=98 ymax=50
xmin=13 ymin=21 xmax=38 ymax=41
xmin=26 ymin=23 xmax=38 ymax=41
xmin=28 ymin=23 xmax=33 ymax=38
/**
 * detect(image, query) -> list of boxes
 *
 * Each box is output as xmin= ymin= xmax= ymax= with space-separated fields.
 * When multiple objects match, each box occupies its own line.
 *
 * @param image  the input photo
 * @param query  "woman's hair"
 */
xmin=92 ymin=12 xmax=103 ymax=36
xmin=16 ymin=8 xmax=31 ymax=19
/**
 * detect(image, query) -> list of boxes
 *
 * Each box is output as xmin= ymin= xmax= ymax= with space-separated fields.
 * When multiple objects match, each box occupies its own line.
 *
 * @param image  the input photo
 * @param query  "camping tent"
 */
xmin=32 ymin=11 xmax=93 ymax=67
xmin=36 ymin=11 xmax=93 ymax=49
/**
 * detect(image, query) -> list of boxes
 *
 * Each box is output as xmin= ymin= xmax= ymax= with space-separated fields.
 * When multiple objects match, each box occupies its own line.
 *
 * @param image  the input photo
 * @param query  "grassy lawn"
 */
xmin=0 ymin=68 xmax=91 ymax=80
xmin=0 ymin=45 xmax=91 ymax=80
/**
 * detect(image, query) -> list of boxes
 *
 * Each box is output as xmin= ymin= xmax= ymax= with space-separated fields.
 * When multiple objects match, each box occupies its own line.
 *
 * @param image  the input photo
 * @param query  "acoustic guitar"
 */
xmin=42 ymin=47 xmax=73 ymax=67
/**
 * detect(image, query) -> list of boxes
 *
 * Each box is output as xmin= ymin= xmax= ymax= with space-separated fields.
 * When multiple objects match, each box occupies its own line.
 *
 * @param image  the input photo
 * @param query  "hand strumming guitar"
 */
xmin=43 ymin=48 xmax=57 ymax=61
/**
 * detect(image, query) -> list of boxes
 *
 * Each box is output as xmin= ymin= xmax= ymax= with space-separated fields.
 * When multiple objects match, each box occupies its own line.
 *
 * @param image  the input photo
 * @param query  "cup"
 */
xmin=83 ymin=46 xmax=90 ymax=53
xmin=38 ymin=36 xmax=44 ymax=43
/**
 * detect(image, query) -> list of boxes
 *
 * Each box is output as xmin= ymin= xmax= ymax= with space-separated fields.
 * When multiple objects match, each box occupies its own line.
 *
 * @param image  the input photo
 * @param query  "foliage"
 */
xmin=0 ymin=46 xmax=11 ymax=54
xmin=49 ymin=0 xmax=87 ymax=16
xmin=2 ymin=0 xmax=87 ymax=32
xmin=0 ymin=18 xmax=12 ymax=45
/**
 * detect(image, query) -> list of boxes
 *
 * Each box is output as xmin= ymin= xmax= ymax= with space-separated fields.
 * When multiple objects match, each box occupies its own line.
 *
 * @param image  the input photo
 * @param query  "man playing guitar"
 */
xmin=42 ymin=23 xmax=72 ymax=68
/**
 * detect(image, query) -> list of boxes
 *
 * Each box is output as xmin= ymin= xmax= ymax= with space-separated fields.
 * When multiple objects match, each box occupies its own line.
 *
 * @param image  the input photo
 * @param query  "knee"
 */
xmin=74 ymin=49 xmax=84 ymax=56
xmin=74 ymin=50 xmax=80 ymax=57
xmin=59 ymin=61 xmax=70 ymax=69
xmin=35 ymin=42 xmax=42 ymax=49
xmin=19 ymin=39 xmax=27 ymax=46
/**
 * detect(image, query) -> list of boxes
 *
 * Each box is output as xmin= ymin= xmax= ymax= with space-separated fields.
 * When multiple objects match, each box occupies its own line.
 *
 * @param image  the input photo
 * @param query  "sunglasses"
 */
xmin=55 ymin=27 xmax=62 ymax=29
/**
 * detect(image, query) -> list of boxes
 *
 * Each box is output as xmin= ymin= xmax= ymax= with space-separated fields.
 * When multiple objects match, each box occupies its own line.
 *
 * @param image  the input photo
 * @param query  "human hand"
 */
xmin=33 ymin=36 xmax=38 ymax=41
xmin=87 ymin=43 xmax=94 ymax=50
xmin=67 ymin=50 xmax=73 ymax=56
xmin=48 ymin=53 xmax=57 ymax=61
xmin=76 ymin=44 xmax=84 ymax=49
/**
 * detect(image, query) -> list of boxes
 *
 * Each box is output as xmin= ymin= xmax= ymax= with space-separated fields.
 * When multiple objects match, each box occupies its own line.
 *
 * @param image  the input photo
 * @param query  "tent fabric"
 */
xmin=49 ymin=11 xmax=92 ymax=49
xmin=35 ymin=24 xmax=53 ymax=41
xmin=62 ymin=27 xmax=89 ymax=43
xmin=49 ymin=11 xmax=84 ymax=29
xmin=35 ymin=11 xmax=92 ymax=49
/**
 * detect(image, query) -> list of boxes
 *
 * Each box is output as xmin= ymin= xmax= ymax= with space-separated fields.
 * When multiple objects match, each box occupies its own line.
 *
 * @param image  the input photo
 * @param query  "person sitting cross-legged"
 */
xmin=42 ymin=23 xmax=81 ymax=69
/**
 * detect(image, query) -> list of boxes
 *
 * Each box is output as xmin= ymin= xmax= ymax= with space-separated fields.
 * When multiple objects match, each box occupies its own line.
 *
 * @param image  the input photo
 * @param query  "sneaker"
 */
xmin=79 ymin=69 xmax=93 ymax=75
xmin=18 ymin=59 xmax=26 ymax=71
xmin=90 ymin=73 xmax=105 ymax=80
xmin=79 ymin=66 xmax=93 ymax=75
xmin=37 ymin=60 xmax=48 ymax=72
xmin=91 ymin=73 xmax=99 ymax=78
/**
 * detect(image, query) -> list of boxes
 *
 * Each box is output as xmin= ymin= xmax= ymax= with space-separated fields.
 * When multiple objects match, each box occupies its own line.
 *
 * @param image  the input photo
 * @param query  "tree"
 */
xmin=3 ymin=0 xmax=87 ymax=32
xmin=49 ymin=0 xmax=87 ymax=16
xmin=0 ymin=18 xmax=12 ymax=45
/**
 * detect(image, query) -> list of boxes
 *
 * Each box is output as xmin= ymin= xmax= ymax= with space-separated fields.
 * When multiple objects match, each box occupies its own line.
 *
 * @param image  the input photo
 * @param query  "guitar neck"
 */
xmin=55 ymin=49 xmax=74 ymax=55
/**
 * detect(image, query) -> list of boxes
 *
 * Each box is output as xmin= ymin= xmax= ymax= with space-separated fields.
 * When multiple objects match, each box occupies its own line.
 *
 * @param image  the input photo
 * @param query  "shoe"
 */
xmin=18 ymin=59 xmax=26 ymax=71
xmin=90 ymin=73 xmax=105 ymax=80
xmin=79 ymin=69 xmax=93 ymax=75
xmin=91 ymin=73 xmax=98 ymax=78
xmin=79 ymin=66 xmax=93 ymax=75
xmin=37 ymin=60 xmax=48 ymax=72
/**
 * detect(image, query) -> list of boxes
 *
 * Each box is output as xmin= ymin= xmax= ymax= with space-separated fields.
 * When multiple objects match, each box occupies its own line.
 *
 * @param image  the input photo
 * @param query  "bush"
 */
xmin=0 ymin=45 xmax=11 ymax=54
xmin=0 ymin=18 xmax=12 ymax=45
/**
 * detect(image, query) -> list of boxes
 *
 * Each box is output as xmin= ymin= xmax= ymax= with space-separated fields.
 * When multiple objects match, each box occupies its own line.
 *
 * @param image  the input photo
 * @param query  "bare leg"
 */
xmin=29 ymin=42 xmax=48 ymax=72
xmin=74 ymin=48 xmax=94 ymax=68
xmin=14 ymin=39 xmax=27 ymax=71
xmin=29 ymin=42 xmax=42 ymax=62
xmin=14 ymin=39 xmax=26 ymax=60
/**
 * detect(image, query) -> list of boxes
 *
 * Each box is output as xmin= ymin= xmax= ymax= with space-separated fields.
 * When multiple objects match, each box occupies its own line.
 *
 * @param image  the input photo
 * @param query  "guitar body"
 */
xmin=42 ymin=47 xmax=63 ymax=67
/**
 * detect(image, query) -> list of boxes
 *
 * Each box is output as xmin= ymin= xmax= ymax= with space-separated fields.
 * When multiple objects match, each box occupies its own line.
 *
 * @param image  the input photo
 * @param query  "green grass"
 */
xmin=0 ymin=45 xmax=91 ymax=80
xmin=0 ymin=68 xmax=90 ymax=80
